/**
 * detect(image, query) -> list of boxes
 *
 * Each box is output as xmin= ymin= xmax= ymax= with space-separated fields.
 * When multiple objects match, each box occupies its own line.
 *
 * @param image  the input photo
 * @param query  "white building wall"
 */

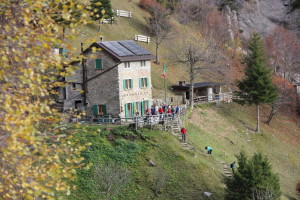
xmin=118 ymin=60 xmax=152 ymax=118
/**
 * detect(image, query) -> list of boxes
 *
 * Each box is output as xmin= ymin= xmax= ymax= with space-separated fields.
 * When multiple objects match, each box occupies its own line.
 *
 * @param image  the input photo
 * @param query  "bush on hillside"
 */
xmin=296 ymin=181 xmax=300 ymax=197
xmin=156 ymin=0 xmax=179 ymax=10
xmin=139 ymin=0 xmax=160 ymax=11
xmin=219 ymin=0 xmax=238 ymax=11
xmin=139 ymin=0 xmax=178 ymax=11
xmin=225 ymin=151 xmax=281 ymax=200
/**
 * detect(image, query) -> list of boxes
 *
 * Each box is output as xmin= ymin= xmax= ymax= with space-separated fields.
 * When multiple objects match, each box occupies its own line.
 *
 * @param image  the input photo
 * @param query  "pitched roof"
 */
xmin=84 ymin=40 xmax=155 ymax=62
xmin=172 ymin=82 xmax=225 ymax=90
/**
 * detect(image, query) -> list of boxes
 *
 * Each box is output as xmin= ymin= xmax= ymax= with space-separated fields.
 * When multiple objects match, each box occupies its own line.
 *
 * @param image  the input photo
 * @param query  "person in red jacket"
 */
xmin=181 ymin=127 xmax=187 ymax=142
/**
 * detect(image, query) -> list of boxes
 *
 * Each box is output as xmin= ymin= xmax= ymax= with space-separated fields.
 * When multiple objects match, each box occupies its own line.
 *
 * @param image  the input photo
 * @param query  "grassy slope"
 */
xmin=64 ymin=126 xmax=226 ymax=200
xmin=64 ymin=0 xmax=300 ymax=199
xmin=186 ymin=103 xmax=300 ymax=199
xmin=64 ymin=103 xmax=299 ymax=200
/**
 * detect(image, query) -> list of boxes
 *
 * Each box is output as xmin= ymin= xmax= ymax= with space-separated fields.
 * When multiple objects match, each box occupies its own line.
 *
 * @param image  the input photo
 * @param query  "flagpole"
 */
xmin=164 ymin=72 xmax=166 ymax=104
xmin=163 ymin=64 xmax=166 ymax=104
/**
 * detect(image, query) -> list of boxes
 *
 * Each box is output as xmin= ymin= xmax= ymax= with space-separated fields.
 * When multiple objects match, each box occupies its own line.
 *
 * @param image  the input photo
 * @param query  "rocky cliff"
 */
xmin=222 ymin=0 xmax=300 ymax=38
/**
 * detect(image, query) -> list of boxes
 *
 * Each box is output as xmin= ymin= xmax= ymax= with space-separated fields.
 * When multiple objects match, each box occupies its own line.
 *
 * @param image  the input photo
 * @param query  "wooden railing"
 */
xmin=135 ymin=34 xmax=150 ymax=43
xmin=70 ymin=113 xmax=181 ymax=130
xmin=115 ymin=10 xmax=132 ymax=18
xmin=101 ymin=17 xmax=114 ymax=24
xmin=193 ymin=92 xmax=234 ymax=103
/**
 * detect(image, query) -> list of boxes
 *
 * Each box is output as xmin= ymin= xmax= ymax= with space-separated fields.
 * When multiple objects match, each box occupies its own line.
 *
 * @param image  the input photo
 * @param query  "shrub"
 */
xmin=225 ymin=151 xmax=281 ymax=200
xmin=296 ymin=181 xmax=300 ymax=197
xmin=139 ymin=0 xmax=161 ymax=11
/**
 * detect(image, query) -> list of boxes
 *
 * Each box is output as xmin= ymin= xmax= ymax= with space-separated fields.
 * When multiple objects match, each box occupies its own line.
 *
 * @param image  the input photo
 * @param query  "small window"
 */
xmin=124 ymin=62 xmax=130 ymax=69
xmin=71 ymin=83 xmax=76 ymax=90
xmin=93 ymin=104 xmax=107 ymax=115
xmin=139 ymin=77 xmax=148 ymax=88
xmin=141 ymin=60 xmax=146 ymax=67
xmin=75 ymin=100 xmax=82 ymax=109
xmin=95 ymin=59 xmax=103 ymax=69
xmin=123 ymin=79 xmax=133 ymax=90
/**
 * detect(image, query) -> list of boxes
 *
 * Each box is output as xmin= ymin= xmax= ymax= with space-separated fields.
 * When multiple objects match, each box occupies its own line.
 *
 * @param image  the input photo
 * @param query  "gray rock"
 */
xmin=146 ymin=159 xmax=156 ymax=167
xmin=220 ymin=0 xmax=300 ymax=38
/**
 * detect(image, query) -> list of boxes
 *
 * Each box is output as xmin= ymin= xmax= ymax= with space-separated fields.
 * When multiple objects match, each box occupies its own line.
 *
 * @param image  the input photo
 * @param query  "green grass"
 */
xmin=60 ymin=126 xmax=226 ymax=200
xmin=185 ymin=103 xmax=300 ymax=199
xmin=59 ymin=102 xmax=299 ymax=200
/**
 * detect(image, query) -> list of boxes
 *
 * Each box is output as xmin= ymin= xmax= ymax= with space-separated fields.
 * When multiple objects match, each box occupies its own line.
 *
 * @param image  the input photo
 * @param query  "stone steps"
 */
xmin=221 ymin=161 xmax=233 ymax=178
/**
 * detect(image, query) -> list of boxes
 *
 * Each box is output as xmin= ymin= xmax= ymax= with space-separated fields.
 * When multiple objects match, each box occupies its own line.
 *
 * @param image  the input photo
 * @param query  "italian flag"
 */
xmin=162 ymin=64 xmax=166 ymax=78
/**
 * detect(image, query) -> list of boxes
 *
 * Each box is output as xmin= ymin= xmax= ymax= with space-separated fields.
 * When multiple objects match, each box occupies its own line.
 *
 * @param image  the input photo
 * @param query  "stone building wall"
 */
xmin=63 ymin=48 xmax=153 ymax=118
xmin=64 ymin=63 xmax=83 ymax=110
xmin=84 ymin=49 xmax=120 ymax=117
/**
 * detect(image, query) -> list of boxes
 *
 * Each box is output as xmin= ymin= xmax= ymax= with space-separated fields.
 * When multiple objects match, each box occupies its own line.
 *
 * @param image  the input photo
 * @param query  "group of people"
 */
xmin=180 ymin=127 xmax=237 ymax=172
xmin=144 ymin=104 xmax=181 ymax=120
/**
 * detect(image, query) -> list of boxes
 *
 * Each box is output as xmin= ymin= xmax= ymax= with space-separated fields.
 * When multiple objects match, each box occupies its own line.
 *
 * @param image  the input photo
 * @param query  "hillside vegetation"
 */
xmin=63 ymin=0 xmax=300 ymax=199
xmin=62 ymin=103 xmax=299 ymax=200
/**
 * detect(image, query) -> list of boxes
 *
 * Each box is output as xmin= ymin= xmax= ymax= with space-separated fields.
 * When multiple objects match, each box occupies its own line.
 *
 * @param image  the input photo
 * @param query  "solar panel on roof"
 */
xmin=119 ymin=41 xmax=151 ymax=56
xmin=101 ymin=41 xmax=134 ymax=57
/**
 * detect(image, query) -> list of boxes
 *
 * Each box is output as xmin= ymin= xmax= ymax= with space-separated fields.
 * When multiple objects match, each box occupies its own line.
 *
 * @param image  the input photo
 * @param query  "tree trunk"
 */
xmin=256 ymin=104 xmax=260 ymax=133
xmin=62 ymin=27 xmax=65 ymax=39
xmin=266 ymin=102 xmax=278 ymax=125
xmin=155 ymin=43 xmax=159 ymax=64
xmin=190 ymin=63 xmax=194 ymax=109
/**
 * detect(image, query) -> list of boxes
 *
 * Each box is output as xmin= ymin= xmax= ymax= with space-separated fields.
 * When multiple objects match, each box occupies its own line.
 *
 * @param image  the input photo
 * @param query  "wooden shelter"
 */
xmin=172 ymin=81 xmax=227 ymax=103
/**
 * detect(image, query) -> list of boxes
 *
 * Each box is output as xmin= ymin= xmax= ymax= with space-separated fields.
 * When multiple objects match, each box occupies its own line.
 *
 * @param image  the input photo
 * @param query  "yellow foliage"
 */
xmin=0 ymin=0 xmax=91 ymax=198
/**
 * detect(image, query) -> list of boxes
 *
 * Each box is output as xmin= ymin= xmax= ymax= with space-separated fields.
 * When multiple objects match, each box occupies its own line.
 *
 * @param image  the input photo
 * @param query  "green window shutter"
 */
xmin=125 ymin=104 xmax=128 ymax=119
xmin=146 ymin=100 xmax=150 ymax=108
xmin=132 ymin=103 xmax=135 ymax=116
xmin=95 ymin=59 xmax=103 ymax=69
xmin=130 ymin=79 xmax=133 ymax=89
xmin=141 ymin=102 xmax=144 ymax=116
xmin=139 ymin=78 xmax=142 ymax=88
xmin=103 ymin=105 xmax=107 ymax=115
xmin=123 ymin=80 xmax=126 ymax=90
xmin=137 ymin=101 xmax=141 ymax=113
xmin=146 ymin=77 xmax=149 ymax=87
xmin=93 ymin=104 xmax=98 ymax=115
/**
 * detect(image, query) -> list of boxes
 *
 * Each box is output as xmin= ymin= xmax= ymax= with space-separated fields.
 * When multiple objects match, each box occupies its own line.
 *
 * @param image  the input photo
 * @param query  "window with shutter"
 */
xmin=132 ymin=102 xmax=135 ymax=116
xmin=95 ymin=105 xmax=107 ymax=115
xmin=139 ymin=78 xmax=142 ymax=88
xmin=130 ymin=79 xmax=133 ymax=89
xmin=123 ymin=80 xmax=126 ymax=90
xmin=123 ymin=79 xmax=133 ymax=90
xmin=93 ymin=105 xmax=98 ymax=115
xmin=141 ymin=102 xmax=144 ymax=116
xmin=125 ymin=104 xmax=128 ymax=119
xmin=140 ymin=77 xmax=149 ymax=88
xmin=146 ymin=77 xmax=149 ymax=87
xmin=95 ymin=59 xmax=103 ymax=69
xmin=103 ymin=105 xmax=107 ymax=115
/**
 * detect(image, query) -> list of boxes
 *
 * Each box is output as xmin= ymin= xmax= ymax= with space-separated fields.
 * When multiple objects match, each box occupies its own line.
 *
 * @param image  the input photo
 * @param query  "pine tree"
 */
xmin=234 ymin=33 xmax=278 ymax=132
xmin=89 ymin=0 xmax=114 ymax=21
xmin=225 ymin=151 xmax=281 ymax=200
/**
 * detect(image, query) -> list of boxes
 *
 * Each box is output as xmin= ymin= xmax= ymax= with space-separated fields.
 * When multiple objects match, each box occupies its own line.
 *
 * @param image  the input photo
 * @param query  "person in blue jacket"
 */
xmin=205 ymin=146 xmax=213 ymax=154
